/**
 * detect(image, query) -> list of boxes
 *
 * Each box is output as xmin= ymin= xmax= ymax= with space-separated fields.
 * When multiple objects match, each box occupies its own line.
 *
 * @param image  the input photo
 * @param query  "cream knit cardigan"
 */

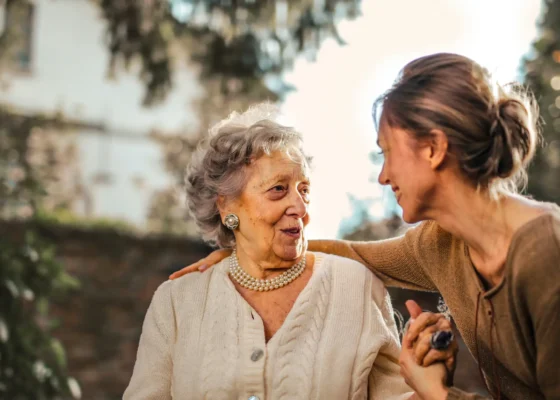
xmin=124 ymin=253 xmax=412 ymax=400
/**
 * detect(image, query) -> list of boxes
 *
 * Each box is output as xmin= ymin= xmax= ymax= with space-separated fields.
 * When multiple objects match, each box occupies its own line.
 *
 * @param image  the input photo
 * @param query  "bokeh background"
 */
xmin=1 ymin=0 xmax=559 ymax=398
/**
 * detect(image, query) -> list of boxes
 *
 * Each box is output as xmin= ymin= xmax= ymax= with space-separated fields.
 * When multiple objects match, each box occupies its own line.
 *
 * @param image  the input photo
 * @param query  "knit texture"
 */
xmin=124 ymin=253 xmax=412 ymax=400
xmin=316 ymin=208 xmax=560 ymax=400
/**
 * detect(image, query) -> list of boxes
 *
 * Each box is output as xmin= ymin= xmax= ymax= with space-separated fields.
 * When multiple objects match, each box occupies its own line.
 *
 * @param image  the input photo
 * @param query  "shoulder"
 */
xmin=395 ymin=220 xmax=457 ymax=255
xmin=401 ymin=221 xmax=460 ymax=270
xmin=509 ymin=212 xmax=560 ymax=287
xmin=413 ymin=220 xmax=456 ymax=248
xmin=315 ymin=252 xmax=386 ymax=304
xmin=157 ymin=259 xmax=229 ymax=307
xmin=316 ymin=252 xmax=374 ymax=278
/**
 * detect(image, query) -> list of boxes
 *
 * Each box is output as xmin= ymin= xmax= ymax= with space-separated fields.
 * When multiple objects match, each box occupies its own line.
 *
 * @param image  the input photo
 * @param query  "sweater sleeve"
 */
xmin=446 ymin=387 xmax=491 ymax=399
xmin=513 ymin=216 xmax=560 ymax=399
xmin=368 ymin=288 xmax=414 ymax=400
xmin=310 ymin=221 xmax=440 ymax=291
xmin=123 ymin=281 xmax=176 ymax=400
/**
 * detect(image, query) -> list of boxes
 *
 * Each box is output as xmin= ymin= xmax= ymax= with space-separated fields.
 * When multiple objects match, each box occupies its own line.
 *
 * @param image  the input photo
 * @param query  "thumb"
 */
xmin=405 ymin=300 xmax=423 ymax=319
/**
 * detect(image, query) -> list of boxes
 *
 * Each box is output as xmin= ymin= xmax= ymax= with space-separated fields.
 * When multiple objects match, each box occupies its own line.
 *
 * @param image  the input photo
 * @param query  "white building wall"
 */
xmin=0 ymin=0 xmax=203 ymax=226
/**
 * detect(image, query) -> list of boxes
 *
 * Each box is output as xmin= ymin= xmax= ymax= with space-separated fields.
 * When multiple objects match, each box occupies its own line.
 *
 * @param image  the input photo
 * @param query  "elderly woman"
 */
xmin=124 ymin=104 xmax=418 ymax=399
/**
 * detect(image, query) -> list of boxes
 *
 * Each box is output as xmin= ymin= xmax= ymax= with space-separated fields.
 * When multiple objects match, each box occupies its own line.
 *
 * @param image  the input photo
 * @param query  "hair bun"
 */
xmin=482 ymin=98 xmax=536 ymax=183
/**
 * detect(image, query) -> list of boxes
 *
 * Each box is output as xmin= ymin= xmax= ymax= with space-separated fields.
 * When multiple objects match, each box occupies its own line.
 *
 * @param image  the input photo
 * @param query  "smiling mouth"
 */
xmin=281 ymin=227 xmax=302 ymax=238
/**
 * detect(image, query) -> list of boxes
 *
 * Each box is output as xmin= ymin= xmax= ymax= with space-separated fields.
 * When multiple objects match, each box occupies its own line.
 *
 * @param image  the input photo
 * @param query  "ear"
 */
xmin=216 ymin=195 xmax=228 ymax=219
xmin=428 ymin=129 xmax=448 ymax=170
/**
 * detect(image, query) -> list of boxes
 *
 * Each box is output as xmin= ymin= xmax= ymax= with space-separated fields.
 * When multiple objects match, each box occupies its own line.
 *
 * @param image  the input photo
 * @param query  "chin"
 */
xmin=278 ymin=241 xmax=305 ymax=261
xmin=401 ymin=207 xmax=422 ymax=224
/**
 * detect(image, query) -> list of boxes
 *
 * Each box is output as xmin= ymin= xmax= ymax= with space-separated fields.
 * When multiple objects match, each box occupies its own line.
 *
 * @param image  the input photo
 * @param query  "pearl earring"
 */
xmin=223 ymin=214 xmax=240 ymax=230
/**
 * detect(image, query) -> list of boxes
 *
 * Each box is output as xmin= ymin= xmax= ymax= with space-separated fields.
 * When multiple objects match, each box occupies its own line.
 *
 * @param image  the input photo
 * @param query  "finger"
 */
xmin=435 ymin=317 xmax=453 ymax=332
xmin=417 ymin=326 xmax=458 ymax=367
xmin=445 ymin=356 xmax=456 ymax=373
xmin=413 ymin=331 xmax=436 ymax=364
xmin=406 ymin=312 xmax=446 ymax=344
xmin=169 ymin=261 xmax=205 ymax=279
xmin=405 ymin=300 xmax=423 ymax=319
xmin=422 ymin=348 xmax=455 ymax=367
xmin=402 ymin=325 xmax=416 ymax=349
xmin=414 ymin=325 xmax=456 ymax=364
xmin=409 ymin=315 xmax=450 ymax=355
xmin=401 ymin=343 xmax=417 ymax=365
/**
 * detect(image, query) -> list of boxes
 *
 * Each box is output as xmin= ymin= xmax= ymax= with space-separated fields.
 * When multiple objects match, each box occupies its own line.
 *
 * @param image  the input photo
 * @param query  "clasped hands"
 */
xmin=402 ymin=300 xmax=458 ymax=400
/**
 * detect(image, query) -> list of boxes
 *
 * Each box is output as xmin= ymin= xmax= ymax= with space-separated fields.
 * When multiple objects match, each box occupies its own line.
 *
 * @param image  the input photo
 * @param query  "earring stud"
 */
xmin=224 ymin=214 xmax=239 ymax=230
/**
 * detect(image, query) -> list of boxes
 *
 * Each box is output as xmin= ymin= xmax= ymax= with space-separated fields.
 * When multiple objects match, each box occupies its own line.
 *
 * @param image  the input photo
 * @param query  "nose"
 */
xmin=378 ymin=163 xmax=390 ymax=186
xmin=286 ymin=190 xmax=308 ymax=218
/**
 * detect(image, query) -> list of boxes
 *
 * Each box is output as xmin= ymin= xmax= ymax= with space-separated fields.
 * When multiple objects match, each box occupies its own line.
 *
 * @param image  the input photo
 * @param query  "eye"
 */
xmin=370 ymin=150 xmax=385 ymax=166
xmin=271 ymin=185 xmax=286 ymax=192
xmin=299 ymin=185 xmax=311 ymax=202
xmin=267 ymin=185 xmax=287 ymax=199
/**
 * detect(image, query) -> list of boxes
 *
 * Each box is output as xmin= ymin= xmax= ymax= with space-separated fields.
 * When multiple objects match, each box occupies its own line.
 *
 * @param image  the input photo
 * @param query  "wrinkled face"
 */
xmin=377 ymin=121 xmax=436 ymax=223
xmin=226 ymin=151 xmax=311 ymax=263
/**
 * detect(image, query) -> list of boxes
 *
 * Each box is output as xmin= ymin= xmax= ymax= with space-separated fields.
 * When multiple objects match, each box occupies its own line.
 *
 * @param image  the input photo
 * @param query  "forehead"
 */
xmin=248 ymin=151 xmax=310 ymax=186
xmin=376 ymin=120 xmax=411 ymax=149
xmin=376 ymin=120 xmax=392 ymax=147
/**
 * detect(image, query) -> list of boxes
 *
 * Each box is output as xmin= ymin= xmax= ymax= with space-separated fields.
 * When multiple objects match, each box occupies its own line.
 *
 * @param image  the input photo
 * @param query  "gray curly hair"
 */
xmin=185 ymin=103 xmax=312 ymax=248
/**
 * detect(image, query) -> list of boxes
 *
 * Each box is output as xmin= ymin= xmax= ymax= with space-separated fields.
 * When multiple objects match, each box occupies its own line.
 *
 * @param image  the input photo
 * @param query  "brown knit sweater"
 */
xmin=310 ymin=208 xmax=560 ymax=400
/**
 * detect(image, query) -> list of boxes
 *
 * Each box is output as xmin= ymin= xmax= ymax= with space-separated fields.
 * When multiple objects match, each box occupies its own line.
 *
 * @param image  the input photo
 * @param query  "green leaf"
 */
xmin=50 ymin=338 xmax=66 ymax=369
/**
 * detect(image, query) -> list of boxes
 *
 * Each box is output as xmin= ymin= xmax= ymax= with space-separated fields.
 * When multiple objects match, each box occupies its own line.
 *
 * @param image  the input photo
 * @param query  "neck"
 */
xmin=233 ymin=244 xmax=304 ymax=280
xmin=424 ymin=182 xmax=542 ymax=287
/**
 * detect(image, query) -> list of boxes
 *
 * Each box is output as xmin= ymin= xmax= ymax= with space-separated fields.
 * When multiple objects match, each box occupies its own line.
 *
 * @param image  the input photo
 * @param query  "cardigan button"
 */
xmin=250 ymin=349 xmax=264 ymax=362
xmin=248 ymin=396 xmax=260 ymax=400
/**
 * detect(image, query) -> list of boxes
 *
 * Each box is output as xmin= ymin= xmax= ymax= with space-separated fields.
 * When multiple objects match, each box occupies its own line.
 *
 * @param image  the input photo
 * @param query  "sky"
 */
xmin=279 ymin=0 xmax=542 ymax=240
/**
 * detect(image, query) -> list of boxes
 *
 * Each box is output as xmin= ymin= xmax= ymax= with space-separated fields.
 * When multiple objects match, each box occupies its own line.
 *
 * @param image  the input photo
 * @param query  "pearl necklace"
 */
xmin=228 ymin=250 xmax=306 ymax=291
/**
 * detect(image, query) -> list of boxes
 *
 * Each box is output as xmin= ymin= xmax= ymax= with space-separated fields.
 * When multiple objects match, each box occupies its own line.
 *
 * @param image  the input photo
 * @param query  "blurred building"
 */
xmin=0 ymin=0 xmax=203 ymax=228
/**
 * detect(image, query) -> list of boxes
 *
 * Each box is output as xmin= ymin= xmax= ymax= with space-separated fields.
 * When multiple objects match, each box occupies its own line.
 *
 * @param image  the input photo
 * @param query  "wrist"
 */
xmin=433 ymin=384 xmax=448 ymax=400
xmin=419 ymin=383 xmax=448 ymax=400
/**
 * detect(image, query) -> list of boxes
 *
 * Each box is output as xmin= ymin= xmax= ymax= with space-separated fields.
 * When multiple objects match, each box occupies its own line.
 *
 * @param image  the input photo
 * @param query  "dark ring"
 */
xmin=430 ymin=330 xmax=454 ymax=350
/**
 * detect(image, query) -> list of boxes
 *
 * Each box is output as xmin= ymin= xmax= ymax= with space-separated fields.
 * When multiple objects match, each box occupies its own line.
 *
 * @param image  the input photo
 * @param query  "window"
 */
xmin=4 ymin=1 xmax=34 ymax=72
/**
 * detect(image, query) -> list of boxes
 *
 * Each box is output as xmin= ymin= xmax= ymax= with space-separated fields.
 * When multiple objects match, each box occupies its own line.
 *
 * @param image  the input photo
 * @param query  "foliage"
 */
xmin=0 ymin=231 xmax=80 ymax=400
xmin=523 ymin=0 xmax=560 ymax=203
xmin=0 ymin=107 xmax=81 ymax=399
xmin=0 ymin=107 xmax=84 ymax=219
xmin=96 ymin=0 xmax=362 ymax=105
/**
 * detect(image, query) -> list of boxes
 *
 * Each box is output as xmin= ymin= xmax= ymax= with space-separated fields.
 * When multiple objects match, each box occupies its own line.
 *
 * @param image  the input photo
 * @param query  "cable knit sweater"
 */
xmin=124 ymin=253 xmax=412 ymax=400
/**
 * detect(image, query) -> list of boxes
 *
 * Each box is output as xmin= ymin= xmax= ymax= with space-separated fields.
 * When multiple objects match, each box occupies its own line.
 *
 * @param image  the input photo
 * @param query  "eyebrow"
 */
xmin=258 ymin=173 xmax=310 ymax=188
xmin=258 ymin=174 xmax=290 ymax=188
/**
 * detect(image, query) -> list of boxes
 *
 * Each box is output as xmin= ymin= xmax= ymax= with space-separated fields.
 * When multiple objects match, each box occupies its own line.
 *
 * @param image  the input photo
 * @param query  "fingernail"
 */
xmin=198 ymin=264 xmax=207 ymax=271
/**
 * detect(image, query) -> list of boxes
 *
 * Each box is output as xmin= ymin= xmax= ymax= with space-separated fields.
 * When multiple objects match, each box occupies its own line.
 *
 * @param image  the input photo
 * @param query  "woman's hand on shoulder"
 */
xmin=169 ymin=248 xmax=233 ymax=280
